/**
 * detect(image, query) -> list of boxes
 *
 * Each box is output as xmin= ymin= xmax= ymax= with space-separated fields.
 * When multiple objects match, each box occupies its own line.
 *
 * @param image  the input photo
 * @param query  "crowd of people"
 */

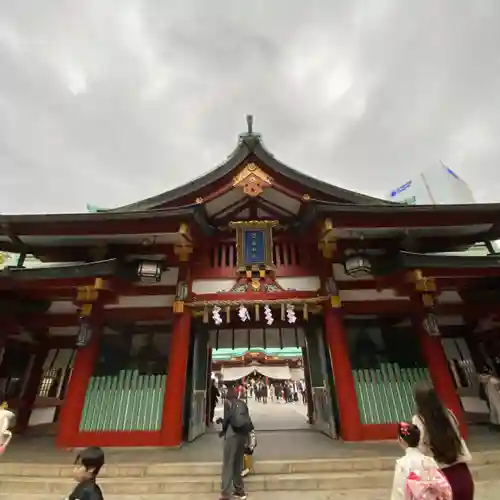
xmin=216 ymin=381 xmax=476 ymax=500
xmin=216 ymin=378 xmax=307 ymax=405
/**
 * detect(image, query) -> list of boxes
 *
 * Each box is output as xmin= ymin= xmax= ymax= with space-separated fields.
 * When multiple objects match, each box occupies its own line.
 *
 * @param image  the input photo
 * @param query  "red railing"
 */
xmin=191 ymin=241 xmax=318 ymax=278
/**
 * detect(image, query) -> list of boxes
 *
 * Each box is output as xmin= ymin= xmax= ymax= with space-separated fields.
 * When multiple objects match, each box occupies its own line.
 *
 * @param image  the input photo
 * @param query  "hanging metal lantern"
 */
xmin=76 ymin=320 xmax=92 ymax=348
xmin=137 ymin=261 xmax=163 ymax=283
xmin=344 ymin=253 xmax=372 ymax=278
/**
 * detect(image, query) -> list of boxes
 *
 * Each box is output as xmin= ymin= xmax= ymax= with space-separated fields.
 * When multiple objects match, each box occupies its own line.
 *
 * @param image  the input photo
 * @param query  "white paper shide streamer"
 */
xmin=212 ymin=305 xmax=222 ymax=325
xmin=264 ymin=304 xmax=274 ymax=325
xmin=238 ymin=304 xmax=251 ymax=322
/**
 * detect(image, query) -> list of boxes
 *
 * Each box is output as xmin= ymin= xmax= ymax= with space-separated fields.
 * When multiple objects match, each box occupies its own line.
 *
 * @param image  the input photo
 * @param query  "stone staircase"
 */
xmin=0 ymin=450 xmax=499 ymax=500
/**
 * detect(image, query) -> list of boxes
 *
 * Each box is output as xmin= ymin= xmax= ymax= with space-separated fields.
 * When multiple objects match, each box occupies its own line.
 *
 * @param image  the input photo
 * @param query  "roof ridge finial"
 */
xmin=239 ymin=114 xmax=260 ymax=147
xmin=246 ymin=114 xmax=254 ymax=134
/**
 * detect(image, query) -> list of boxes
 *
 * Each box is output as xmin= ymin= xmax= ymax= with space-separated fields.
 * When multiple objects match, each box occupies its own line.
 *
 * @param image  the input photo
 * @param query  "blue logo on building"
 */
xmin=390 ymin=180 xmax=412 ymax=197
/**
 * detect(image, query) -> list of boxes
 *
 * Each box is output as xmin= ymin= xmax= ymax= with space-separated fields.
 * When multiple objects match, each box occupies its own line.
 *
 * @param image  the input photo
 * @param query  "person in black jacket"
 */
xmin=68 ymin=446 xmax=105 ymax=500
xmin=218 ymin=386 xmax=249 ymax=500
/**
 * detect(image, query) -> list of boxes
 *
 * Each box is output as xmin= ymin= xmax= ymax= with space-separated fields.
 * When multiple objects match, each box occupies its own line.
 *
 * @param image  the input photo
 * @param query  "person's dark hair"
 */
xmin=75 ymin=446 xmax=105 ymax=477
xmin=226 ymin=385 xmax=238 ymax=400
xmin=397 ymin=422 xmax=420 ymax=448
xmin=414 ymin=386 xmax=462 ymax=464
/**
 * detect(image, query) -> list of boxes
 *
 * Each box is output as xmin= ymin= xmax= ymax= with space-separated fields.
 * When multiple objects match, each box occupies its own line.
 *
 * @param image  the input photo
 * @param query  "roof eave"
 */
xmin=0 ymin=258 xmax=133 ymax=282
xmin=398 ymin=251 xmax=500 ymax=269
xmin=316 ymin=201 xmax=500 ymax=215
xmin=0 ymin=206 xmax=196 ymax=226
xmin=102 ymin=139 xmax=252 ymax=213
xmin=253 ymin=142 xmax=393 ymax=206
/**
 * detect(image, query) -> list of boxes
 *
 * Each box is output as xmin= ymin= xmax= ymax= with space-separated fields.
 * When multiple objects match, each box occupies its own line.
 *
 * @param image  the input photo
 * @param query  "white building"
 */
xmin=385 ymin=163 xmax=499 ymax=254
xmin=0 ymin=252 xmax=44 ymax=270
xmin=386 ymin=163 xmax=475 ymax=205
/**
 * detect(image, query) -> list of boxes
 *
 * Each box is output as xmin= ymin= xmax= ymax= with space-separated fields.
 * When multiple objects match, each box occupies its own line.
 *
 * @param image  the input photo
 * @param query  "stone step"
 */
xmin=0 ymin=457 xmax=393 ymax=477
xmin=0 ymin=465 xmax=497 ymax=494
xmin=1 ymin=450 xmax=499 ymax=478
xmin=0 ymin=481 xmax=499 ymax=500
xmin=0 ymin=491 xmax=408 ymax=500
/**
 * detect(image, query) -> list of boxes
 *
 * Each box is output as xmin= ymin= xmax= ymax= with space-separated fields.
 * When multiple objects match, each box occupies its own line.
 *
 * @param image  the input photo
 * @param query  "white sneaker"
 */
xmin=241 ymin=468 xmax=250 ymax=477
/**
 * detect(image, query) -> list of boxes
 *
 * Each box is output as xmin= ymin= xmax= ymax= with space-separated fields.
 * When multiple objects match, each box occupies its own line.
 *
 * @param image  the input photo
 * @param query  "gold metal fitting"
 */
xmin=173 ymin=300 xmax=185 ymax=314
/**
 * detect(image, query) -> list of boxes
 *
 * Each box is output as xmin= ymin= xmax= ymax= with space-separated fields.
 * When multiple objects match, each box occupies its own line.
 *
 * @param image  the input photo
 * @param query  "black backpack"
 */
xmin=229 ymin=399 xmax=254 ymax=434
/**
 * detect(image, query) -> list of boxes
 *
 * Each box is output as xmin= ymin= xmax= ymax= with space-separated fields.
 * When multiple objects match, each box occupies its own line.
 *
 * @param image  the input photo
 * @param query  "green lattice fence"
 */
xmin=353 ymin=363 xmax=431 ymax=424
xmin=79 ymin=370 xmax=167 ymax=431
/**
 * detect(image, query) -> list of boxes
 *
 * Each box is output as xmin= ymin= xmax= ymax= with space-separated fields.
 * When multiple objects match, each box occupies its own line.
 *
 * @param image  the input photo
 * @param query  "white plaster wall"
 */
xmin=192 ymin=276 xmax=321 ymax=294
xmin=276 ymin=276 xmax=320 ymax=291
xmin=392 ymin=318 xmax=412 ymax=327
xmin=48 ymin=301 xmax=79 ymax=314
xmin=391 ymin=316 xmax=465 ymax=327
xmin=436 ymin=315 xmax=465 ymax=326
xmin=49 ymin=327 xmax=79 ymax=337
xmin=339 ymin=289 xmax=409 ymax=301
xmin=437 ymin=291 xmax=463 ymax=303
xmin=105 ymin=295 xmax=175 ymax=308
xmin=192 ymin=279 xmax=236 ymax=294
xmin=28 ymin=407 xmax=57 ymax=427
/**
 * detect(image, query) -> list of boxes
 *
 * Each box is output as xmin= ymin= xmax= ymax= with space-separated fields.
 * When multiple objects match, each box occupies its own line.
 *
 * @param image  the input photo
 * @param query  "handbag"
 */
xmin=406 ymin=464 xmax=452 ymax=500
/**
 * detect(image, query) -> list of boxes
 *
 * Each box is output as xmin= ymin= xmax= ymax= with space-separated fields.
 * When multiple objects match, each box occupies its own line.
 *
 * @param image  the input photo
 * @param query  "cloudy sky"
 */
xmin=1 ymin=1 xmax=499 ymax=214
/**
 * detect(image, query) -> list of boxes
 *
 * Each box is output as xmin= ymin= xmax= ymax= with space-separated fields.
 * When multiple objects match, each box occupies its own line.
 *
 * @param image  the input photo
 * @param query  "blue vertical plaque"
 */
xmin=244 ymin=230 xmax=265 ymax=265
xmin=229 ymin=220 xmax=277 ymax=271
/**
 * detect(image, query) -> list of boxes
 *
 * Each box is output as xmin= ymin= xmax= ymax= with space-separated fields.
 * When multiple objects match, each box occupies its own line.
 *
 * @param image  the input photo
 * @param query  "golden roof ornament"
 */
xmin=233 ymin=163 xmax=273 ymax=197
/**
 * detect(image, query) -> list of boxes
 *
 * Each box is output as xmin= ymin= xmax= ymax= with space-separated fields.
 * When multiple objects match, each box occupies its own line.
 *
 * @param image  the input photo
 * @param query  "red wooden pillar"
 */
xmin=160 ymin=311 xmax=191 ymax=446
xmin=414 ymin=314 xmax=467 ymax=438
xmin=324 ymin=306 xmax=363 ymax=441
xmin=56 ymin=322 xmax=102 ymax=448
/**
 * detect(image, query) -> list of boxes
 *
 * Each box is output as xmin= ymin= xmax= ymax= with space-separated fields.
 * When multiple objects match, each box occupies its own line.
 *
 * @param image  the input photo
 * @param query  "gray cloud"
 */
xmin=1 ymin=0 xmax=500 ymax=213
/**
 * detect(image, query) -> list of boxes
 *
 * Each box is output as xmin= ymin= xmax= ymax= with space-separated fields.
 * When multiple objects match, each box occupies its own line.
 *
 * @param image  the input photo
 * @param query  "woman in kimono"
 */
xmin=412 ymin=386 xmax=473 ymax=500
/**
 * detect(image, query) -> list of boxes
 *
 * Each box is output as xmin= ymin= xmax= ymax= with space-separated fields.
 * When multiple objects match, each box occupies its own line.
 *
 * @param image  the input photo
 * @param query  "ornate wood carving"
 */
xmin=233 ymin=163 xmax=273 ymax=197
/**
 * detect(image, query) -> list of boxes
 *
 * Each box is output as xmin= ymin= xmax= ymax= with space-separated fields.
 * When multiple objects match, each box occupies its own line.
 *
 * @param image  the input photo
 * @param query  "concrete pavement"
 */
xmin=3 ymin=397 xmax=500 ymax=463
xmin=213 ymin=395 xmax=310 ymax=431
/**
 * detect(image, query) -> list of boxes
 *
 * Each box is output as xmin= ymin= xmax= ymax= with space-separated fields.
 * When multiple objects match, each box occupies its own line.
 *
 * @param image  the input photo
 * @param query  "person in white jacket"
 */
xmin=390 ymin=422 xmax=451 ymax=500
xmin=0 ymin=404 xmax=15 ymax=454
xmin=479 ymin=369 xmax=500 ymax=430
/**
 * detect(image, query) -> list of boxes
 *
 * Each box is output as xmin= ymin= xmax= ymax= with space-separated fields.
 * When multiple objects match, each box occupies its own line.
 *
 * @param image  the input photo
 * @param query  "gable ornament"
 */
xmin=233 ymin=163 xmax=273 ymax=197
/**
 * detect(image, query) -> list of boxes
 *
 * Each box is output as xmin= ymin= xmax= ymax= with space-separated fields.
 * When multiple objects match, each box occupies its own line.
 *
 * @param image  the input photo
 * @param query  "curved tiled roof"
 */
xmin=87 ymin=125 xmax=392 ymax=213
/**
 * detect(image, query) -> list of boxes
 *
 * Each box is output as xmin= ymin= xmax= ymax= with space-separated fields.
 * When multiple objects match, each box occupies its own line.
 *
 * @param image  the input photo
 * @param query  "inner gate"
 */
xmin=182 ymin=320 xmax=340 ymax=443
